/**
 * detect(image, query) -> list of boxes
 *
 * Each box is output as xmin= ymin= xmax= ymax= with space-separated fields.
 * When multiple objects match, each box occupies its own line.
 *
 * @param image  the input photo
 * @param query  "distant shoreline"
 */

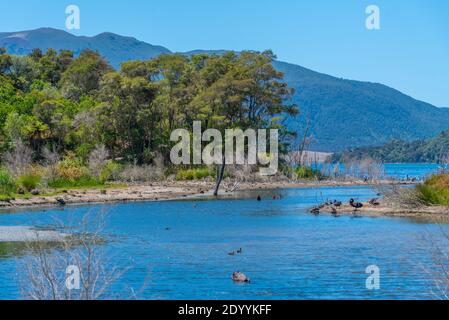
xmin=0 ymin=179 xmax=415 ymax=211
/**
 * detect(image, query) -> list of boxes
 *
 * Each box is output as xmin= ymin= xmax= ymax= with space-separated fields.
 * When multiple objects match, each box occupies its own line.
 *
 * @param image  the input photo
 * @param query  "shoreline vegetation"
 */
xmin=0 ymin=176 xmax=444 ymax=221
xmin=0 ymin=153 xmax=447 ymax=222
xmin=0 ymin=169 xmax=448 ymax=241
xmin=1 ymin=47 xmax=448 ymax=235
xmin=0 ymin=176 xmax=419 ymax=244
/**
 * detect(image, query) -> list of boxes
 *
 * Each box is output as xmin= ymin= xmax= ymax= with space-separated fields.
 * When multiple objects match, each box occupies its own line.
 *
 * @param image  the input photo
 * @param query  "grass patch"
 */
xmin=294 ymin=166 xmax=324 ymax=180
xmin=176 ymin=167 xmax=214 ymax=181
xmin=416 ymin=173 xmax=449 ymax=205
xmin=0 ymin=169 xmax=16 ymax=195
xmin=17 ymin=174 xmax=41 ymax=191
xmin=48 ymin=176 xmax=105 ymax=189
xmin=0 ymin=242 xmax=29 ymax=258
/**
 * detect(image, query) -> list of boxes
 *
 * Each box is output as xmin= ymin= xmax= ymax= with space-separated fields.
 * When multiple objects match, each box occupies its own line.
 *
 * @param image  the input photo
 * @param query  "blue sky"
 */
xmin=1 ymin=0 xmax=448 ymax=107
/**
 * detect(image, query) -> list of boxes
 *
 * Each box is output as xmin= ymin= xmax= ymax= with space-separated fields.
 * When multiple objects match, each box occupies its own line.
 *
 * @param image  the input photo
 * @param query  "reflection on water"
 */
xmin=0 ymin=242 xmax=29 ymax=259
xmin=0 ymin=185 xmax=447 ymax=300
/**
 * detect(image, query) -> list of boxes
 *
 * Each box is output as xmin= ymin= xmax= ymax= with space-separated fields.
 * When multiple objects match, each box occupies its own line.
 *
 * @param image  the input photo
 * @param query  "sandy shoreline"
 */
xmin=0 ymin=179 xmax=414 ymax=210
xmin=1 ymin=179 xmax=447 ymax=223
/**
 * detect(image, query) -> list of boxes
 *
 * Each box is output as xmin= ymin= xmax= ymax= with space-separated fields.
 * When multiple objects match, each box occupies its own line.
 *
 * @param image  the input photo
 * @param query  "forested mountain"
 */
xmin=332 ymin=130 xmax=449 ymax=163
xmin=0 ymin=28 xmax=170 ymax=67
xmin=2 ymin=28 xmax=449 ymax=151
xmin=274 ymin=61 xmax=449 ymax=151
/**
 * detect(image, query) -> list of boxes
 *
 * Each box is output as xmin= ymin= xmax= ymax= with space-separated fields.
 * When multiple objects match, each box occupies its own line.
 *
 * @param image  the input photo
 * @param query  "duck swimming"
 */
xmin=232 ymin=272 xmax=250 ymax=283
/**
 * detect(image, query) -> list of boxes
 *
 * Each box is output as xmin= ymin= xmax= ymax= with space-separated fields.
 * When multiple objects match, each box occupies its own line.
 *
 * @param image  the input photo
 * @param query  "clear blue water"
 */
xmin=316 ymin=163 xmax=445 ymax=181
xmin=384 ymin=163 xmax=446 ymax=180
xmin=0 ymin=183 xmax=447 ymax=300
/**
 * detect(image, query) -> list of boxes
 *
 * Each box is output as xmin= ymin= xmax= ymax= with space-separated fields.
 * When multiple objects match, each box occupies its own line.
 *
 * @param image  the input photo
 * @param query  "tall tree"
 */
xmin=60 ymin=49 xmax=111 ymax=101
xmin=0 ymin=48 xmax=12 ymax=75
xmin=97 ymin=67 xmax=159 ymax=162
xmin=192 ymin=51 xmax=298 ymax=195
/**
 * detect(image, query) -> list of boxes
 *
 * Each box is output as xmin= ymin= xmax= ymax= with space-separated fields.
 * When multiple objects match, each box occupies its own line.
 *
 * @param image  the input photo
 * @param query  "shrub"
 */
xmin=0 ymin=169 xmax=16 ymax=195
xmin=48 ymin=156 xmax=102 ymax=189
xmin=176 ymin=167 xmax=213 ymax=181
xmin=17 ymin=174 xmax=41 ymax=191
xmin=294 ymin=166 xmax=324 ymax=180
xmin=416 ymin=173 xmax=449 ymax=205
xmin=55 ymin=157 xmax=88 ymax=180
xmin=99 ymin=161 xmax=122 ymax=182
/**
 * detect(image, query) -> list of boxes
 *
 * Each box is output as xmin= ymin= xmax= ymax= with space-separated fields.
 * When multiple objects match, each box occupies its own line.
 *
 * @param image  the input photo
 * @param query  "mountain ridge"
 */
xmin=0 ymin=27 xmax=171 ymax=66
xmin=332 ymin=129 xmax=449 ymax=163
xmin=2 ymin=28 xmax=448 ymax=152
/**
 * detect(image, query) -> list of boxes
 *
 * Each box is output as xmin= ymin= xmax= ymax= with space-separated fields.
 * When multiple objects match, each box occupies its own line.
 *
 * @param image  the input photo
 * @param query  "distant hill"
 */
xmin=273 ymin=60 xmax=449 ymax=151
xmin=2 ymin=28 xmax=449 ymax=152
xmin=0 ymin=27 xmax=170 ymax=68
xmin=332 ymin=130 xmax=449 ymax=163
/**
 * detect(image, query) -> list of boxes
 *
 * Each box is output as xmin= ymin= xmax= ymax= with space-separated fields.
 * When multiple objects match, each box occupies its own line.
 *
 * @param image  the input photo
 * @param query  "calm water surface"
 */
xmin=0 ymin=183 xmax=447 ymax=300
xmin=384 ymin=163 xmax=446 ymax=179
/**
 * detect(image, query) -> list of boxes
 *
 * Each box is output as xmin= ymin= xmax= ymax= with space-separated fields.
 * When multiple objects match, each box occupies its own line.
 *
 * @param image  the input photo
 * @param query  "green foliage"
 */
xmin=8 ymin=55 xmax=40 ymax=91
xmin=0 ymin=169 xmax=16 ymax=195
xmin=333 ymin=130 xmax=449 ymax=163
xmin=0 ymin=48 xmax=12 ymax=74
xmin=47 ymin=155 xmax=105 ymax=188
xmin=60 ymin=49 xmax=111 ymax=101
xmin=55 ymin=157 xmax=88 ymax=180
xmin=294 ymin=166 xmax=324 ymax=180
xmin=1 ymin=47 xmax=297 ymax=179
xmin=176 ymin=167 xmax=214 ymax=181
xmin=48 ymin=176 xmax=103 ymax=189
xmin=99 ymin=161 xmax=122 ymax=183
xmin=17 ymin=174 xmax=41 ymax=191
xmin=416 ymin=173 xmax=449 ymax=205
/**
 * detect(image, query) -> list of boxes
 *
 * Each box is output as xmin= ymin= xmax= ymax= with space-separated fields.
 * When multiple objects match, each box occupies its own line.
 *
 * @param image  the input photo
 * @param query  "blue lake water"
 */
xmin=384 ymin=163 xmax=446 ymax=179
xmin=0 ymin=182 xmax=448 ymax=300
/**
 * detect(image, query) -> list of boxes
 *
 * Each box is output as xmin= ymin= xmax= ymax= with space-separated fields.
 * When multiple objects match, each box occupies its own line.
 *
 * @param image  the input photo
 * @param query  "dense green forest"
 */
xmin=0 ymin=47 xmax=298 ymax=195
xmin=332 ymin=130 xmax=449 ymax=163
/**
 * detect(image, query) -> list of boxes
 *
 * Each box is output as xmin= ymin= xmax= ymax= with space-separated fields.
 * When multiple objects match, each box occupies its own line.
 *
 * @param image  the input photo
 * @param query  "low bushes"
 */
xmin=45 ymin=155 xmax=104 ymax=189
xmin=17 ymin=174 xmax=41 ymax=191
xmin=0 ymin=169 xmax=16 ymax=195
xmin=176 ymin=167 xmax=214 ymax=181
xmin=294 ymin=166 xmax=324 ymax=180
xmin=99 ymin=161 xmax=122 ymax=183
xmin=417 ymin=173 xmax=449 ymax=205
xmin=55 ymin=157 xmax=88 ymax=181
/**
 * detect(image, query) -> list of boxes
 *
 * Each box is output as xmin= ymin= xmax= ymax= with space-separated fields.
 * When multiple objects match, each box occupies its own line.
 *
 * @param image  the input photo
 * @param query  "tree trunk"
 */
xmin=213 ymin=155 xmax=226 ymax=196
